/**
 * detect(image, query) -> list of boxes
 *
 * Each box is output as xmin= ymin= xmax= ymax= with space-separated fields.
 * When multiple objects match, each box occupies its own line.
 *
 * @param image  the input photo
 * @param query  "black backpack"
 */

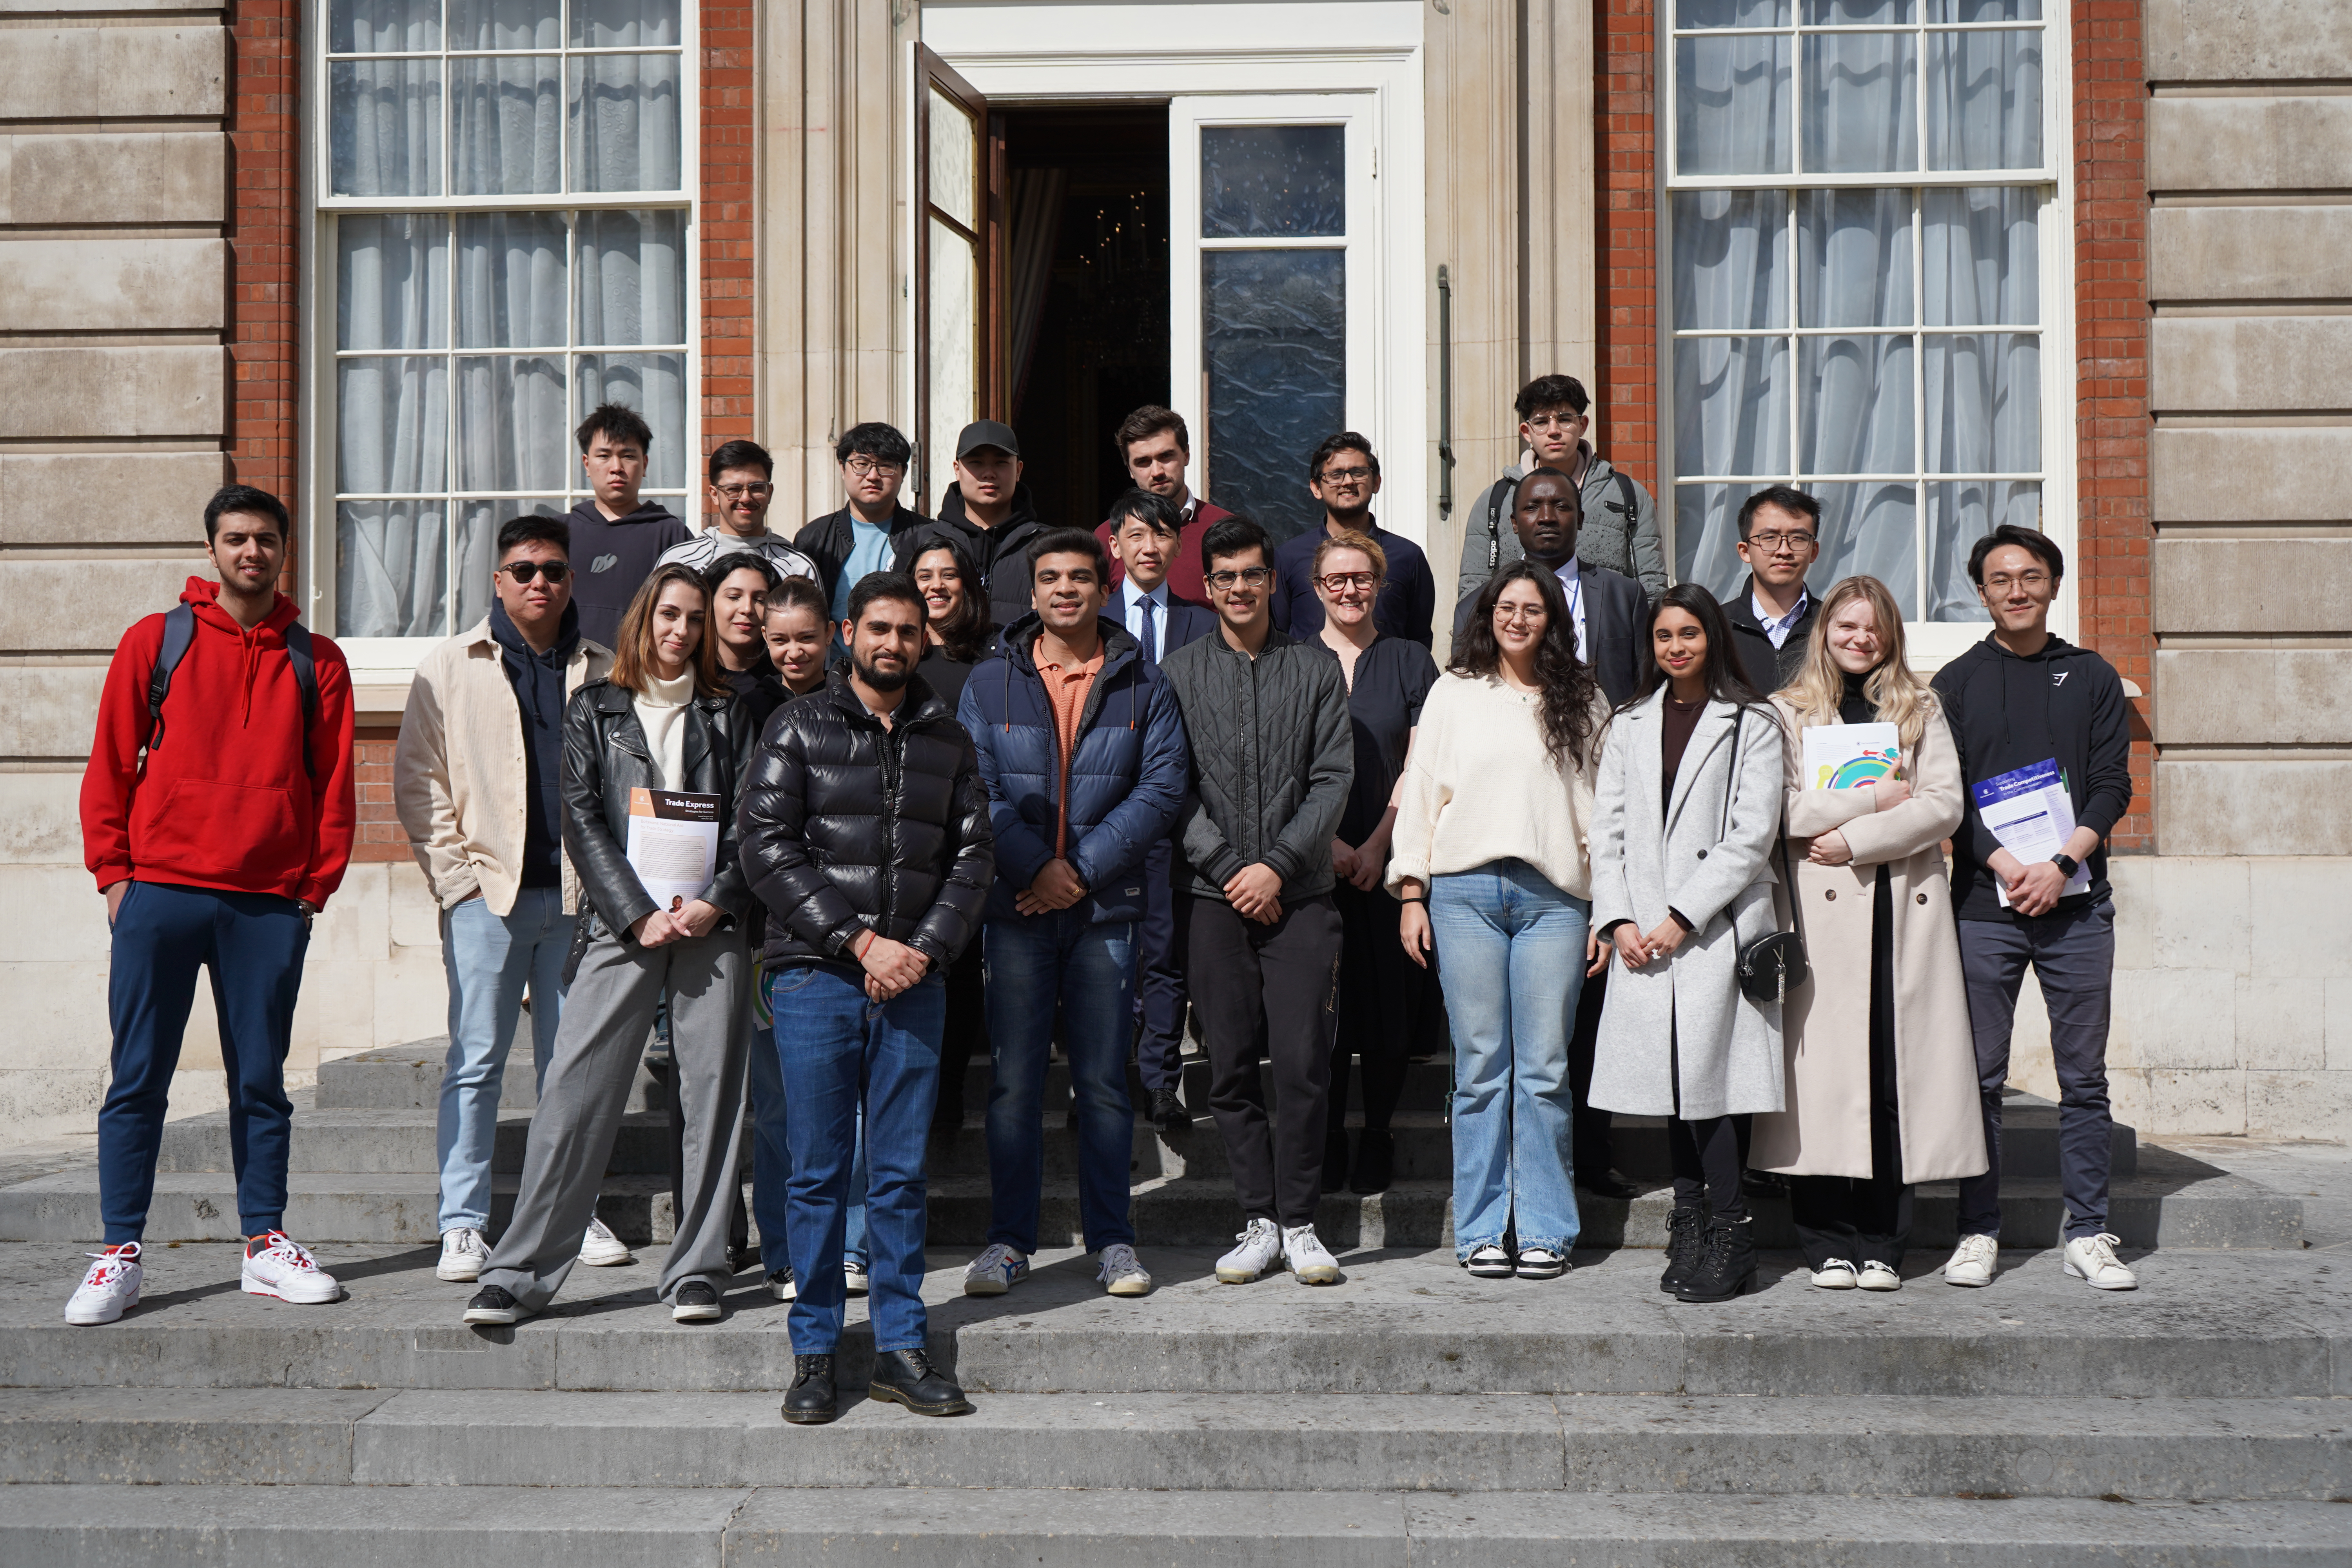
xmin=1486 ymin=468 xmax=1641 ymax=571
xmin=141 ymin=603 xmax=319 ymax=780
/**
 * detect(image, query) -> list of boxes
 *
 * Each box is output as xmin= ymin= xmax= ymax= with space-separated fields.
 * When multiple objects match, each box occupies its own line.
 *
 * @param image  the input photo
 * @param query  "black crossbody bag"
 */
xmin=1715 ymin=705 xmax=1809 ymax=1004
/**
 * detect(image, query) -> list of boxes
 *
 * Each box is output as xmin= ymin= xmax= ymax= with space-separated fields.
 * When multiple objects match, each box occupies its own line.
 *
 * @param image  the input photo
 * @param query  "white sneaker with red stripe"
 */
xmin=241 ymin=1231 xmax=342 ymax=1305
xmin=65 ymin=1243 xmax=143 ymax=1326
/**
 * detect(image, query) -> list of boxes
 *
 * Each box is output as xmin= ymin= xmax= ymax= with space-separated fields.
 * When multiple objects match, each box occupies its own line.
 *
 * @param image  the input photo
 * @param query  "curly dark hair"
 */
xmin=906 ymin=536 xmax=996 ymax=662
xmin=1449 ymin=560 xmax=1601 ymax=771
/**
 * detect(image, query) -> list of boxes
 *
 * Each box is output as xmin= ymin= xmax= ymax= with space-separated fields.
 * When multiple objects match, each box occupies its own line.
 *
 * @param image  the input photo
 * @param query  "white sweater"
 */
xmin=632 ymin=669 xmax=695 ymax=791
xmin=1385 ymin=672 xmax=1610 ymax=900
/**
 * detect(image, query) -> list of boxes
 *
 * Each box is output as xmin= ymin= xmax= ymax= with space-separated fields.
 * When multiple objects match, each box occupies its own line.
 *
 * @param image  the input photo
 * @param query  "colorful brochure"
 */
xmin=1802 ymin=721 xmax=1904 ymax=791
xmin=1969 ymin=759 xmax=2091 ymax=908
xmin=625 ymin=788 xmax=720 ymax=914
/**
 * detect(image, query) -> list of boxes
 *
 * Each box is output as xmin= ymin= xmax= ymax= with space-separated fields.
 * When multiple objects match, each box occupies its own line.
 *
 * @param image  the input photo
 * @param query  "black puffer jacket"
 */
xmin=559 ymin=678 xmax=753 ymax=978
xmin=736 ymin=667 xmax=994 ymax=973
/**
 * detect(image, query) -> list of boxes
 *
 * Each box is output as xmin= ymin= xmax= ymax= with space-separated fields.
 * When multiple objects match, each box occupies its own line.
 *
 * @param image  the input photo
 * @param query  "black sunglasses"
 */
xmin=499 ymin=560 xmax=573 ymax=584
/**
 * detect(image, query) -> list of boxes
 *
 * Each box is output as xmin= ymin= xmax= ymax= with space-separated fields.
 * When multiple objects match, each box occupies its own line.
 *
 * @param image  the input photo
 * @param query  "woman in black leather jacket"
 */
xmin=464 ymin=563 xmax=757 ymax=1330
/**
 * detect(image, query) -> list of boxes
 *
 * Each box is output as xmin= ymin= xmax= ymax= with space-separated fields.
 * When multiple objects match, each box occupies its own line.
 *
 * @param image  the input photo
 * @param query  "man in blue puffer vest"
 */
xmin=955 ymin=527 xmax=1191 ymax=1300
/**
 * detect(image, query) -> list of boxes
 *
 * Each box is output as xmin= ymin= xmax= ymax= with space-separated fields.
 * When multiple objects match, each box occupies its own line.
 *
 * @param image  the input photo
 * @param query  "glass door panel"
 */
xmin=916 ymin=47 xmax=993 ymax=507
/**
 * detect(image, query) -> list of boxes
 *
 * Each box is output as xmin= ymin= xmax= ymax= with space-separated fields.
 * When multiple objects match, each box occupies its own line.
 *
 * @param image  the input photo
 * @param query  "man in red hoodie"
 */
xmin=68 ymin=485 xmax=358 ymax=1327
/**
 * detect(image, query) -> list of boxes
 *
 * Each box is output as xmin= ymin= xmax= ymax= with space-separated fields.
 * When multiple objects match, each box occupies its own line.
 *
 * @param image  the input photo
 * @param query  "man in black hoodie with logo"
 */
xmin=564 ymin=402 xmax=690 ymax=650
xmin=1931 ymin=524 xmax=2137 ymax=1294
xmin=902 ymin=420 xmax=1044 ymax=631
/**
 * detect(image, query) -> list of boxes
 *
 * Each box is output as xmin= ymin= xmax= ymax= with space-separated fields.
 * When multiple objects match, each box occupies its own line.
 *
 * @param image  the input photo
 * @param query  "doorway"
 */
xmin=1001 ymin=105 xmax=1171 ymax=533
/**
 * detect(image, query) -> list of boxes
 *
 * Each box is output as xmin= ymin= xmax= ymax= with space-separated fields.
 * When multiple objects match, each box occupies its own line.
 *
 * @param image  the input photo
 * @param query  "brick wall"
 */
xmin=352 ymin=731 xmax=403 ymax=864
xmin=701 ymin=0 xmax=757 ymax=518
xmin=1595 ymin=0 xmax=1660 ymax=494
xmin=229 ymin=0 xmax=300 ymax=584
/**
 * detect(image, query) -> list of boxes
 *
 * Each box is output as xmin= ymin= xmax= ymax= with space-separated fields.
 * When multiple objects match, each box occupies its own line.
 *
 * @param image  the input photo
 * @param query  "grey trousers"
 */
xmin=480 ymin=922 xmax=748 ymax=1310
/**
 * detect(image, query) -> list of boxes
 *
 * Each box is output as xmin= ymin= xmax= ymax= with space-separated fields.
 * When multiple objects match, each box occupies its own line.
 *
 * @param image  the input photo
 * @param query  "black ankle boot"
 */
xmin=868 ymin=1347 xmax=974 ymax=1416
xmin=1349 ymin=1127 xmax=1394 ymax=1194
xmin=782 ymin=1354 xmax=837 ymax=1425
xmin=1659 ymin=1204 xmax=1707 ymax=1295
xmin=1675 ymin=1216 xmax=1758 ymax=1303
xmin=1321 ymin=1123 xmax=1351 ymax=1193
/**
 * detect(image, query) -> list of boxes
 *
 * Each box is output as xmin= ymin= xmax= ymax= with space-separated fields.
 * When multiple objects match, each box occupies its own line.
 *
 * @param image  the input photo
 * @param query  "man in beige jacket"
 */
xmin=394 ymin=516 xmax=616 ymax=1284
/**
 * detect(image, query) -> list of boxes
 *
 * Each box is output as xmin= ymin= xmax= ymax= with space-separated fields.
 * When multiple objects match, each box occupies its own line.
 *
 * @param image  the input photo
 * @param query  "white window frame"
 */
xmin=302 ymin=0 xmax=700 ymax=672
xmin=1656 ymin=2 xmax=2075 ymax=661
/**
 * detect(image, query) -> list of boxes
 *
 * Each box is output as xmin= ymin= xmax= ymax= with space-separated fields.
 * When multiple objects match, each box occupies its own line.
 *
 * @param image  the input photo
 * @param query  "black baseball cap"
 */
xmin=955 ymin=419 xmax=1021 ymax=460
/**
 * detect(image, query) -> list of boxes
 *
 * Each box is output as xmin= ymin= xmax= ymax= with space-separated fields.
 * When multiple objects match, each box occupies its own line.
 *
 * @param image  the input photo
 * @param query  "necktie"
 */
xmin=1139 ymin=595 xmax=1159 ymax=666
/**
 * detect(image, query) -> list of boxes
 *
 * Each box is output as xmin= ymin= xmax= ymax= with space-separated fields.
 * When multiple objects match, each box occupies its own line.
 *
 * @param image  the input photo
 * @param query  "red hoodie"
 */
xmin=81 ymin=578 xmax=358 ymax=908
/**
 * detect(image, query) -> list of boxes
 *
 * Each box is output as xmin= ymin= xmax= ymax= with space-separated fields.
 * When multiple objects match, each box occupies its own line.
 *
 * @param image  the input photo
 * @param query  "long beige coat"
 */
xmin=1749 ymin=695 xmax=1987 ymax=1183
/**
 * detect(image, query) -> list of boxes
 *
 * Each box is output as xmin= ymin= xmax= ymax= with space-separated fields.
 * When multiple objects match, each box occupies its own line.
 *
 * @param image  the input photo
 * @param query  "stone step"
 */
xmin=2 ymin=1386 xmax=2341 ymax=1499
xmin=3 ymin=1243 xmax=2340 ymax=1400
xmin=1 ymin=1485 xmax=2343 ymax=1566
xmin=156 ymin=1095 xmax=684 ymax=1178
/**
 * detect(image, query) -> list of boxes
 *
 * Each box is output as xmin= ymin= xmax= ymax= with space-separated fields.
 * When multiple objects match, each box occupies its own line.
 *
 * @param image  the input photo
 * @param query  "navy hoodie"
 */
xmin=564 ymin=497 xmax=690 ymax=651
xmin=1930 ymin=632 xmax=2134 ymax=922
xmin=489 ymin=598 xmax=580 ymax=889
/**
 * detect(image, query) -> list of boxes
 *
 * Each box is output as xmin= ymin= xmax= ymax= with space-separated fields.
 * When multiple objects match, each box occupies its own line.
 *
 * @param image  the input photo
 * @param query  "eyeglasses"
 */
xmin=498 ymin=559 xmax=572 ymax=584
xmin=1205 ymin=566 xmax=1272 ymax=592
xmin=1744 ymin=530 xmax=1817 ymax=554
xmin=1493 ymin=606 xmax=1548 ymax=628
xmin=713 ymin=482 xmax=772 ymax=501
xmin=1984 ymin=570 xmax=2052 ymax=593
xmin=1318 ymin=465 xmax=1375 ymax=484
xmin=1316 ymin=572 xmax=1377 ymax=595
xmin=1524 ymin=412 xmax=1583 ymax=431
xmin=843 ymin=458 xmax=904 ymax=479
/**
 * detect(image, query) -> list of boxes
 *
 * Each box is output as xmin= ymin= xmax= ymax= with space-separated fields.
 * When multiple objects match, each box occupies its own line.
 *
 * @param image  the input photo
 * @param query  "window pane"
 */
xmin=330 ymin=0 xmax=438 ymax=53
xmin=1677 ymin=0 xmax=1789 ymax=23
xmin=1674 ymin=190 xmax=1788 ymax=331
xmin=338 ymin=216 xmax=447 ymax=352
xmin=1798 ymin=189 xmax=1911 ymax=327
xmin=1673 ymin=335 xmax=1790 ymax=477
xmin=1924 ymin=332 xmax=2039 ymax=473
xmin=927 ymin=218 xmax=978 ymax=503
xmin=452 ymin=55 xmax=562 ymax=196
xmin=339 ymin=501 xmax=447 ymax=638
xmin=1811 ymin=482 xmax=1921 ymax=620
xmin=1927 ymin=0 xmax=2039 ymax=20
xmin=1201 ymin=125 xmax=1346 ymax=239
xmin=572 ymin=0 xmax=681 ymax=48
xmin=1924 ymin=187 xmax=2038 ymax=325
xmin=449 ymin=0 xmax=559 ymax=51
xmin=1800 ymin=333 xmax=1915 ymax=475
xmin=569 ymin=53 xmax=682 ymax=192
xmin=454 ymin=498 xmax=564 ymax=632
xmin=457 ymin=355 xmax=569 ymax=492
xmin=927 ymin=89 xmax=977 ymax=231
xmin=1927 ymin=28 xmax=2042 ymax=169
xmin=457 ymin=212 xmax=567 ymax=348
xmin=1802 ymin=0 xmax=1912 ymax=20
xmin=1801 ymin=31 xmax=1917 ymax=174
xmin=331 ymin=61 xmax=443 ymax=198
xmin=338 ymin=356 xmax=448 ymax=494
xmin=1676 ymin=33 xmax=1791 ymax=176
xmin=1203 ymin=248 xmax=1345 ymax=543
xmin=575 ymin=356 xmax=688 ymax=490
xmin=1673 ymin=484 xmax=1765 ymax=604
xmin=578 ymin=210 xmax=686 ymax=346
xmin=1925 ymin=479 xmax=2036 ymax=620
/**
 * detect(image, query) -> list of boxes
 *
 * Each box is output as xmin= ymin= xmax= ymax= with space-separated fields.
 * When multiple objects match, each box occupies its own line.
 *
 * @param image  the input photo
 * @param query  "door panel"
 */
xmin=917 ymin=46 xmax=994 ymax=507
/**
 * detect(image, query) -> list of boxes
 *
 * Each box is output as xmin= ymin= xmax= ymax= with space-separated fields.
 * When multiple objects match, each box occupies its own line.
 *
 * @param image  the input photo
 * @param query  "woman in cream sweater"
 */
xmin=1390 ymin=562 xmax=1613 ymax=1280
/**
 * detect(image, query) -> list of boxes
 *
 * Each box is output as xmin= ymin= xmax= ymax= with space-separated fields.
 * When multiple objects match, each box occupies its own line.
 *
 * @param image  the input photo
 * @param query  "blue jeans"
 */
xmin=773 ymin=964 xmax=944 ymax=1355
xmin=1429 ymin=860 xmax=1588 ymax=1258
xmin=748 ymin=967 xmax=869 ymax=1276
xmin=100 ymin=882 xmax=310 ymax=1243
xmin=436 ymin=887 xmax=573 ymax=1234
xmin=983 ymin=912 xmax=1138 ymax=1256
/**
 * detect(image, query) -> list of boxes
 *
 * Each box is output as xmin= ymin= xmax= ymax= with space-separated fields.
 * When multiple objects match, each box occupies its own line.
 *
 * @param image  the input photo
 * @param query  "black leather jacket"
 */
xmin=736 ymin=668 xmax=993 ymax=973
xmin=560 ymin=678 xmax=753 ymax=978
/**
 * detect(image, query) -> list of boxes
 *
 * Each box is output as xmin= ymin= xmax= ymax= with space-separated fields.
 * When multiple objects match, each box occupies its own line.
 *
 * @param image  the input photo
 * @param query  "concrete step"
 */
xmin=155 ymin=1094 xmax=683 ymax=1178
xmin=317 ymin=1042 xmax=673 ymax=1114
xmin=3 ymin=1242 xmax=2341 ymax=1400
xmin=1 ymin=1485 xmax=2344 ymax=1565
xmin=2 ymin=1386 xmax=2342 ymax=1499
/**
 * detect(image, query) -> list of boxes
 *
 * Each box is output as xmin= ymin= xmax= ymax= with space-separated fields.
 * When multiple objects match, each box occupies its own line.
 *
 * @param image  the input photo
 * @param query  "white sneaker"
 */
xmin=436 ymin=1227 xmax=489 ymax=1283
xmin=1282 ymin=1224 xmax=1341 ymax=1286
xmin=1942 ymin=1233 xmax=2000 ymax=1288
xmin=1097 ymin=1243 xmax=1152 ymax=1297
xmin=578 ymin=1215 xmax=633 ymax=1267
xmin=765 ymin=1267 xmax=797 ymax=1302
xmin=2063 ymin=1232 xmax=2138 ymax=1291
xmin=962 ymin=1243 xmax=1027 ymax=1297
xmin=1216 ymin=1218 xmax=1283 ymax=1284
xmin=1858 ymin=1260 xmax=1902 ymax=1292
xmin=1463 ymin=1244 xmax=1515 ymax=1279
xmin=241 ymin=1232 xmax=342 ymax=1305
xmin=1515 ymin=1247 xmax=1568 ymax=1280
xmin=1810 ymin=1258 xmax=1859 ymax=1290
xmin=843 ymin=1260 xmax=871 ymax=1298
xmin=65 ymin=1244 xmax=143 ymax=1326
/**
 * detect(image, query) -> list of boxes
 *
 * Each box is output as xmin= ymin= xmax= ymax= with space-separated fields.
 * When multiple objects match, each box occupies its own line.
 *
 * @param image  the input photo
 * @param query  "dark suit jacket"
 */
xmin=1722 ymin=575 xmax=1818 ymax=699
xmin=1454 ymin=559 xmax=1647 ymax=707
xmin=1161 ymin=593 xmax=1218 ymax=657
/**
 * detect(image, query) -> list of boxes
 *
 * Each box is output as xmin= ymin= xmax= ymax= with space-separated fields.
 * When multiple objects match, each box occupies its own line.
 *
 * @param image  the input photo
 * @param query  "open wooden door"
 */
xmin=915 ymin=46 xmax=1000 ymax=510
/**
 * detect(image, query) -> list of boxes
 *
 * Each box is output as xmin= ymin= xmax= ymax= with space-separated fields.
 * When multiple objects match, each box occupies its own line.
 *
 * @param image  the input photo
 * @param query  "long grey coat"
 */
xmin=1588 ymin=693 xmax=1787 ymax=1120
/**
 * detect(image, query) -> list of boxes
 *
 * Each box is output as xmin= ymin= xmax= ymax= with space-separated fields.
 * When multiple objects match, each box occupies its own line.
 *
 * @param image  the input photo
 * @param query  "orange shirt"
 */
xmin=1036 ymin=646 xmax=1105 ymax=859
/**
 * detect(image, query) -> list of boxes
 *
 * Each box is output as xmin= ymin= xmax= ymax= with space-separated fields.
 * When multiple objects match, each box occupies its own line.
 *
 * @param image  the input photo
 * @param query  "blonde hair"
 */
xmin=1779 ymin=575 xmax=1935 ymax=751
xmin=1312 ymin=528 xmax=1387 ymax=584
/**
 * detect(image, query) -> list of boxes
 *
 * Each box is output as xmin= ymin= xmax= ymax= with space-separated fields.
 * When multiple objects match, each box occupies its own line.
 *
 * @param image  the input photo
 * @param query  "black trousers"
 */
xmin=1133 ymin=839 xmax=1190 ymax=1095
xmin=1567 ymin=963 xmax=1616 ymax=1177
xmin=1668 ymin=1113 xmax=1746 ymax=1221
xmin=1789 ymin=864 xmax=1914 ymax=1270
xmin=1179 ymin=892 xmax=1342 ymax=1227
xmin=1327 ymin=882 xmax=1415 ymax=1138
xmin=930 ymin=942 xmax=989 ymax=1129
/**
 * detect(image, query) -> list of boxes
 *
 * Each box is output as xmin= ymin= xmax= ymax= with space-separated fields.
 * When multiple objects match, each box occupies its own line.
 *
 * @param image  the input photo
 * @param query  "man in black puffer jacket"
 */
xmin=737 ymin=572 xmax=992 ymax=1427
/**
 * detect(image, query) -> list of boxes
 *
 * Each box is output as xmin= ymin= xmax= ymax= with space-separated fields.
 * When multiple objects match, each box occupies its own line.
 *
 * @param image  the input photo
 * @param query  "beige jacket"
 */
xmin=1750 ymin=694 xmax=1988 ymax=1183
xmin=392 ymin=617 xmax=613 ymax=916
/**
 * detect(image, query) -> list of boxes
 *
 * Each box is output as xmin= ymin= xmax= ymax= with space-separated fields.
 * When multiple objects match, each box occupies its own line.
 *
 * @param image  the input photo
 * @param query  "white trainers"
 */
xmin=241 ymin=1232 xmax=342 ymax=1305
xmin=1857 ymin=1260 xmax=1902 ymax=1292
xmin=1463 ymin=1244 xmax=1515 ymax=1279
xmin=436 ymin=1227 xmax=489 ymax=1283
xmin=1282 ymin=1224 xmax=1341 ymax=1285
xmin=2063 ymin=1232 xmax=2139 ymax=1291
xmin=1097 ymin=1243 xmax=1152 ymax=1297
xmin=1810 ymin=1258 xmax=1859 ymax=1290
xmin=843 ymin=1259 xmax=871 ymax=1298
xmin=1515 ymin=1247 xmax=1568 ymax=1280
xmin=579 ymin=1215 xmax=633 ymax=1267
xmin=962 ymin=1243 xmax=1028 ymax=1297
xmin=1942 ymin=1233 xmax=2000 ymax=1288
xmin=765 ymin=1267 xmax=797 ymax=1302
xmin=65 ymin=1244 xmax=143 ymax=1326
xmin=1216 ymin=1218 xmax=1284 ymax=1284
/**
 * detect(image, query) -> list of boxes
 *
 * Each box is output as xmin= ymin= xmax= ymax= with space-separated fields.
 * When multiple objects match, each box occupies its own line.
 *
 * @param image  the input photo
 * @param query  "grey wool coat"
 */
xmin=1588 ymin=693 xmax=1788 ymax=1120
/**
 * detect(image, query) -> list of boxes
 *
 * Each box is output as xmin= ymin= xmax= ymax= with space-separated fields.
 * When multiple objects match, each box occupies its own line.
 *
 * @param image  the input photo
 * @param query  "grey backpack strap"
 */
xmin=140 ymin=604 xmax=198 ymax=767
